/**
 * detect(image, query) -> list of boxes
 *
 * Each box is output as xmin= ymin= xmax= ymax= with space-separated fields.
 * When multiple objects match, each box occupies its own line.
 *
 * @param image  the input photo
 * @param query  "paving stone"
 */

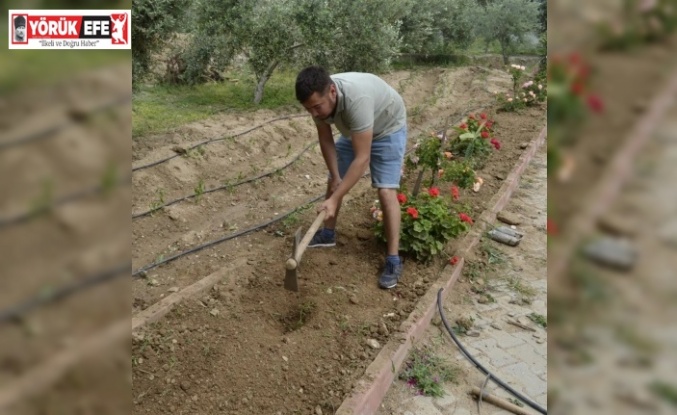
xmin=469 ymin=337 xmax=519 ymax=368
xmin=453 ymin=408 xmax=472 ymax=415
xmin=501 ymin=362 xmax=547 ymax=397
xmin=487 ymin=329 xmax=525 ymax=349
xmin=433 ymin=391 xmax=457 ymax=408
xmin=409 ymin=396 xmax=444 ymax=415
xmin=505 ymin=343 xmax=546 ymax=376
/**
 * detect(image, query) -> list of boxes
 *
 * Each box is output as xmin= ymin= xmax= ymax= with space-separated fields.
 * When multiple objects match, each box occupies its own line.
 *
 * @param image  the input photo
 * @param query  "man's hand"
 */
xmin=318 ymin=196 xmax=339 ymax=220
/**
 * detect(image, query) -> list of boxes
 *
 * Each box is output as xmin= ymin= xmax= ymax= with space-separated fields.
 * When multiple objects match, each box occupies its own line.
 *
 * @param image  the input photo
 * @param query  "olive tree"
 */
xmin=474 ymin=0 xmax=540 ymax=64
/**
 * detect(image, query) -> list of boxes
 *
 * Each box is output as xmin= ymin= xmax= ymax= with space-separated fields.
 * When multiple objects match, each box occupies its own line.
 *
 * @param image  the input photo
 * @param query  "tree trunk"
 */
xmin=253 ymin=44 xmax=303 ymax=105
xmin=412 ymin=170 xmax=425 ymax=197
xmin=253 ymin=60 xmax=280 ymax=105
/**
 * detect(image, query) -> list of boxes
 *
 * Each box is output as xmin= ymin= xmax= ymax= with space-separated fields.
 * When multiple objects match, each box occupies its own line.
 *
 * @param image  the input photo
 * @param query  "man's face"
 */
xmin=15 ymin=25 xmax=25 ymax=39
xmin=301 ymin=84 xmax=337 ymax=120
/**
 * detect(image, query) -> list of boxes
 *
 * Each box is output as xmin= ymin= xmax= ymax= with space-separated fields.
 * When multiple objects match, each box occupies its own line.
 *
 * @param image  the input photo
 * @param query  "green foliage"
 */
xmin=473 ymin=0 xmax=540 ymax=64
xmin=440 ymin=159 xmax=476 ymax=189
xmin=374 ymin=191 xmax=470 ymax=262
xmin=398 ymin=0 xmax=476 ymax=55
xmin=399 ymin=347 xmax=459 ymax=397
xmin=132 ymin=0 xmax=191 ymax=88
xmin=496 ymin=63 xmax=545 ymax=112
xmin=448 ymin=113 xmax=498 ymax=168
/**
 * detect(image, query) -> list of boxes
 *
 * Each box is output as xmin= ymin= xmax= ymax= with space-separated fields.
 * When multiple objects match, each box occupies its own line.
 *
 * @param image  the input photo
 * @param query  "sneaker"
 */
xmin=379 ymin=260 xmax=403 ymax=289
xmin=307 ymin=229 xmax=336 ymax=248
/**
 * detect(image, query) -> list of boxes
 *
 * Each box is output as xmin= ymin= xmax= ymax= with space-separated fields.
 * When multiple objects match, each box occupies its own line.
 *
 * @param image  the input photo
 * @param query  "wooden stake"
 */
xmin=470 ymin=386 xmax=538 ymax=415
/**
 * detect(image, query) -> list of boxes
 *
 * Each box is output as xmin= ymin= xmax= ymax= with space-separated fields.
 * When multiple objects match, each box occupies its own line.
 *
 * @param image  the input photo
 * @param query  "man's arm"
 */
xmin=329 ymin=129 xmax=372 ymax=200
xmin=316 ymin=123 xmax=340 ymax=180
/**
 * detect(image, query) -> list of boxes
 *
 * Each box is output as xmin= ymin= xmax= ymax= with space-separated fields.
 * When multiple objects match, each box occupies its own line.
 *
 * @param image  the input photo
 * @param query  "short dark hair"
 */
xmin=295 ymin=66 xmax=332 ymax=102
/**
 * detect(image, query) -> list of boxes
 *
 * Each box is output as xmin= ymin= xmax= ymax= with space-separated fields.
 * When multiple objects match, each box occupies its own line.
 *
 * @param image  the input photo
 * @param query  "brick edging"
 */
xmin=336 ymin=124 xmax=547 ymax=415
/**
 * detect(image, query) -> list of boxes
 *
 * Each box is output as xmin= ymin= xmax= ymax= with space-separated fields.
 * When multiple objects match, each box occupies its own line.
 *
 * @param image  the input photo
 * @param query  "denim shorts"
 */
xmin=333 ymin=124 xmax=408 ymax=189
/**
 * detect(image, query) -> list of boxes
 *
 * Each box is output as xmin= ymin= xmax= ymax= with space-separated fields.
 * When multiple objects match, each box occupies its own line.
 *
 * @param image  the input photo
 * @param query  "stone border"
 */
xmin=548 ymin=67 xmax=677 ymax=283
xmin=336 ymin=124 xmax=547 ymax=415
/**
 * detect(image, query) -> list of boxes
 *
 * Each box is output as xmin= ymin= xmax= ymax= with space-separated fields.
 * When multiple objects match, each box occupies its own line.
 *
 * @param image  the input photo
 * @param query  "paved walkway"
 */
xmin=378 ymin=146 xmax=548 ymax=415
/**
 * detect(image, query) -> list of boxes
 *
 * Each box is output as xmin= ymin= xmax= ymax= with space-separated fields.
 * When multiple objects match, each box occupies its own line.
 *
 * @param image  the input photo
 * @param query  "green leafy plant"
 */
xmin=448 ymin=113 xmax=500 ymax=168
xmin=440 ymin=159 xmax=476 ymax=189
xmin=373 ymin=189 xmax=471 ymax=262
xmin=399 ymin=347 xmax=459 ymax=397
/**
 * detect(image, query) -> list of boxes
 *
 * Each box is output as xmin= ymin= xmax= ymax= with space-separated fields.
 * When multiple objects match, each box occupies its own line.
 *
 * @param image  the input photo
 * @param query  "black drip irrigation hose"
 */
xmin=0 ymin=94 xmax=132 ymax=151
xmin=436 ymin=288 xmax=547 ymax=414
xmin=131 ymin=109 xmax=486 ymax=278
xmin=132 ymin=193 xmax=324 ymax=278
xmin=132 ymin=141 xmax=319 ymax=219
xmin=0 ymin=262 xmax=130 ymax=325
xmin=132 ymin=113 xmax=308 ymax=172
xmin=0 ymin=175 xmax=131 ymax=230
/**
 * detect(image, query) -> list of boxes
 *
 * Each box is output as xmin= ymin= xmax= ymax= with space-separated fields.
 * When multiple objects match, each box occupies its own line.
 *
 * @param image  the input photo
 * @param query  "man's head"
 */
xmin=14 ymin=15 xmax=26 ymax=40
xmin=295 ymin=66 xmax=337 ymax=120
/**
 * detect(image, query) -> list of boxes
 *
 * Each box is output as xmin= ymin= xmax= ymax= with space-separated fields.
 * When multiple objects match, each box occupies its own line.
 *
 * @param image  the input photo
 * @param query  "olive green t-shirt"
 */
xmin=313 ymin=72 xmax=407 ymax=141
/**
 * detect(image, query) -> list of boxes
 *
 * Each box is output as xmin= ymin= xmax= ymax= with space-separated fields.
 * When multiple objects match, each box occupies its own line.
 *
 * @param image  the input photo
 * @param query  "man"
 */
xmin=13 ymin=15 xmax=27 ymax=43
xmin=295 ymin=66 xmax=408 ymax=289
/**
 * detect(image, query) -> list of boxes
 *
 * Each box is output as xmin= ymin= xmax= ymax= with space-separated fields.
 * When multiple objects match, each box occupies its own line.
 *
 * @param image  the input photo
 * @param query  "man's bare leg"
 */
xmin=378 ymin=188 xmax=400 ymax=256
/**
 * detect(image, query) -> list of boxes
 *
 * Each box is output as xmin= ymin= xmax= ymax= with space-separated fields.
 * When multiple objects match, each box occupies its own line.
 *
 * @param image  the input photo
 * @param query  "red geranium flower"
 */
xmin=485 ymin=121 xmax=493 ymax=128
xmin=449 ymin=256 xmax=459 ymax=265
xmin=459 ymin=123 xmax=468 ymax=130
xmin=481 ymin=131 xmax=489 ymax=139
xmin=586 ymin=94 xmax=604 ymax=113
xmin=490 ymin=138 xmax=501 ymax=150
xmin=407 ymin=207 xmax=419 ymax=219
xmin=571 ymin=82 xmax=584 ymax=96
xmin=480 ymin=113 xmax=487 ymax=119
xmin=451 ymin=185 xmax=460 ymax=201
xmin=459 ymin=213 xmax=473 ymax=224
xmin=428 ymin=187 xmax=440 ymax=197
xmin=397 ymin=193 xmax=407 ymax=204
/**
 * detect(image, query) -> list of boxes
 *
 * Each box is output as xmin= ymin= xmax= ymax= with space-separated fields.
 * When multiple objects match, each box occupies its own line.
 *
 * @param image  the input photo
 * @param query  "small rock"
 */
xmin=356 ymin=230 xmax=372 ymax=241
xmin=378 ymin=322 xmax=389 ymax=335
xmin=209 ymin=309 xmax=220 ymax=317
xmin=519 ymin=142 xmax=529 ymax=149
xmin=366 ymin=339 xmax=381 ymax=349
xmin=326 ymin=288 xmax=333 ymax=294
xmin=282 ymin=356 xmax=289 ymax=362
xmin=168 ymin=287 xmax=180 ymax=293
xmin=466 ymin=330 xmax=481 ymax=337
xmin=598 ymin=215 xmax=638 ymax=237
xmin=477 ymin=296 xmax=490 ymax=304
xmin=180 ymin=382 xmax=190 ymax=392
xmin=497 ymin=211 xmax=521 ymax=226
xmin=494 ymin=173 xmax=505 ymax=180
xmin=315 ymin=405 xmax=323 ymax=415
xmin=148 ymin=279 xmax=160 ymax=287
xmin=247 ymin=259 xmax=256 ymax=265
xmin=349 ymin=295 xmax=359 ymax=305
xmin=491 ymin=323 xmax=502 ymax=330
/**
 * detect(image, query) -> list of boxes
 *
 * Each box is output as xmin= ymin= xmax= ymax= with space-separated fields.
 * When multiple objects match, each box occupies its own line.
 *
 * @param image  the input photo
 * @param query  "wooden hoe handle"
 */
xmin=285 ymin=210 xmax=326 ymax=270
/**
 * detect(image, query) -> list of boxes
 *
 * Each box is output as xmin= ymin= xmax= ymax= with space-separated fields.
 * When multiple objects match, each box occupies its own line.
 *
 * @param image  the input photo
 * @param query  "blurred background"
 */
xmin=0 ymin=1 xmax=131 ymax=414
xmin=547 ymin=0 xmax=677 ymax=414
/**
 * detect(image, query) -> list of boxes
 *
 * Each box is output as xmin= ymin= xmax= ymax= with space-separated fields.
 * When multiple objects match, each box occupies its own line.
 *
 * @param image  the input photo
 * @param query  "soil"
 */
xmin=0 ymin=64 xmax=131 ymax=415
xmin=130 ymin=65 xmax=546 ymax=415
